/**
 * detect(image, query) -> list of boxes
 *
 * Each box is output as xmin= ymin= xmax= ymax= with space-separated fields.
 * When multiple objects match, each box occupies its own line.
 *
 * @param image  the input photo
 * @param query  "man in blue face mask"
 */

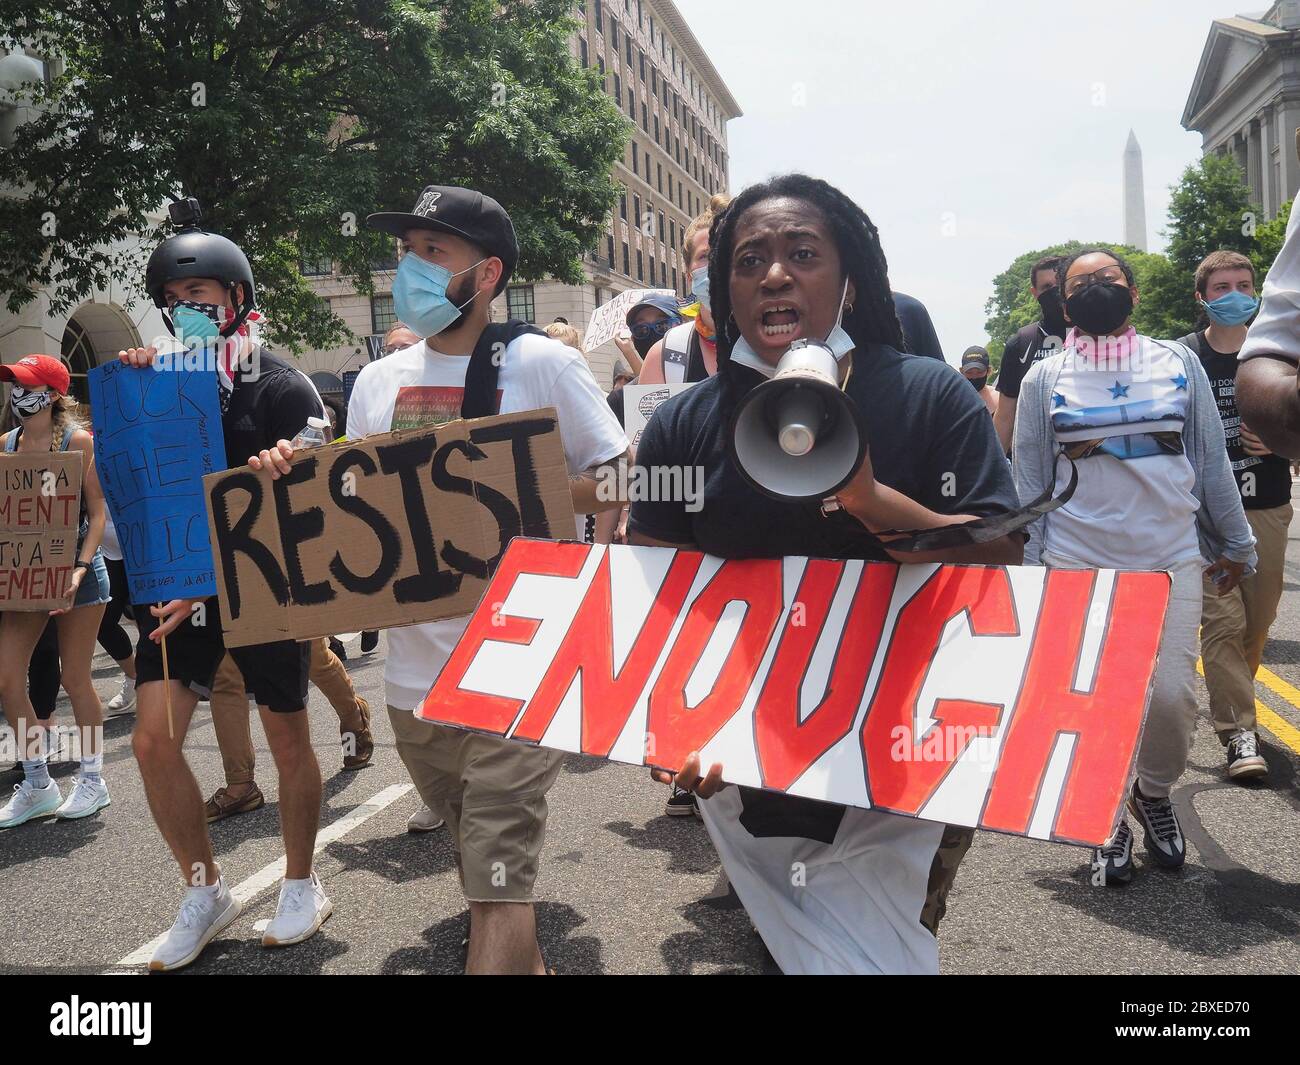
xmin=275 ymin=184 xmax=628 ymax=974
xmin=1178 ymin=250 xmax=1289 ymax=782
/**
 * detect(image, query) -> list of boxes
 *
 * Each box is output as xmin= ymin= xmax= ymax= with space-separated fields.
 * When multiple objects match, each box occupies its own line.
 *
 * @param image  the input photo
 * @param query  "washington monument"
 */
xmin=1124 ymin=130 xmax=1147 ymax=251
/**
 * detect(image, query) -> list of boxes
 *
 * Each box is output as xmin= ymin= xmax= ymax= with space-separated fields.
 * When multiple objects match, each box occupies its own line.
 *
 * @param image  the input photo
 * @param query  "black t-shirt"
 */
xmin=606 ymin=385 xmax=626 ymax=426
xmin=1179 ymin=331 xmax=1292 ymax=510
xmin=996 ymin=321 xmax=1065 ymax=399
xmin=223 ymin=346 xmax=324 ymax=470
xmin=630 ymin=344 xmax=1019 ymax=556
xmin=891 ymin=291 xmax=944 ymax=361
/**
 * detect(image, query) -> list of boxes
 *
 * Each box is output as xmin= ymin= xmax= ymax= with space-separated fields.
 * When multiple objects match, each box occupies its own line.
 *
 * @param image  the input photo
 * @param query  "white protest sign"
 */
xmin=421 ymin=539 xmax=1173 ymax=848
xmin=582 ymin=288 xmax=676 ymax=352
xmin=621 ymin=383 xmax=695 ymax=448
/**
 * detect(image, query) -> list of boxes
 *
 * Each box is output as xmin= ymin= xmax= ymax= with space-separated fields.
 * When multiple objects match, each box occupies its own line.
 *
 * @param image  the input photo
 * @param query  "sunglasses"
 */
xmin=629 ymin=317 xmax=682 ymax=341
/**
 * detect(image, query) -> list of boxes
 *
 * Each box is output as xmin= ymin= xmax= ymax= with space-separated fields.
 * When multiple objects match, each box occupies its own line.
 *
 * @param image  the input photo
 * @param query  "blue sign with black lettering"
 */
xmin=88 ymin=360 xmax=226 ymax=604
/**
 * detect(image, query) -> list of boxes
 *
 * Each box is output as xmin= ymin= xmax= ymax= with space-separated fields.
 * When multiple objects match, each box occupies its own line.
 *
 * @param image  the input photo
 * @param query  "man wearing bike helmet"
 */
xmin=121 ymin=199 xmax=332 ymax=971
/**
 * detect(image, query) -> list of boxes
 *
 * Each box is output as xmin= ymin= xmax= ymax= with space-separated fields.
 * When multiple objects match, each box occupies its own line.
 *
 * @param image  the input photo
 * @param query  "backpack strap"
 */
xmin=661 ymin=321 xmax=694 ymax=384
xmin=461 ymin=319 xmax=546 ymax=419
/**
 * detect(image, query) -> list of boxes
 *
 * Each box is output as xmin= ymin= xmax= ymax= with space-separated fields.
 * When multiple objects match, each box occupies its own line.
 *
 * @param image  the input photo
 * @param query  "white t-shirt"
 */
xmin=1042 ymin=336 xmax=1202 ymax=570
xmin=346 ymin=332 xmax=628 ymax=711
xmin=100 ymin=514 xmax=122 ymax=562
xmin=1240 ymin=201 xmax=1300 ymax=365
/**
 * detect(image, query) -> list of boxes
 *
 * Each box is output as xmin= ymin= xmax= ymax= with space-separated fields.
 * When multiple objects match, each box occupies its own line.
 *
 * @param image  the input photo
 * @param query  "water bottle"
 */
xmin=290 ymin=416 xmax=330 ymax=451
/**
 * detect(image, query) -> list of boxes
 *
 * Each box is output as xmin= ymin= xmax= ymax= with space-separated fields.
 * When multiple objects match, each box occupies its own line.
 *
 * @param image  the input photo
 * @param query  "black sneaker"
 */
xmin=361 ymin=630 xmax=379 ymax=654
xmin=665 ymin=786 xmax=699 ymax=818
xmin=1226 ymin=731 xmax=1267 ymax=781
xmin=1128 ymin=781 xmax=1186 ymax=869
xmin=1091 ymin=817 xmax=1134 ymax=886
xmin=328 ymin=636 xmax=347 ymax=661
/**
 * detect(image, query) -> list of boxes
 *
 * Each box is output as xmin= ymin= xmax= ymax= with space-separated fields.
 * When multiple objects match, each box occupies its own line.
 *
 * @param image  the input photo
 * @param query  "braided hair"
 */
xmin=707 ymin=174 xmax=905 ymax=364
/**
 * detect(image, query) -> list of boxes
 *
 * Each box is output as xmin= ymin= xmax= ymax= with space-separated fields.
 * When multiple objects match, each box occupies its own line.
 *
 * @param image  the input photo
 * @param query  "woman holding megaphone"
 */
xmin=628 ymin=174 xmax=1023 ymax=975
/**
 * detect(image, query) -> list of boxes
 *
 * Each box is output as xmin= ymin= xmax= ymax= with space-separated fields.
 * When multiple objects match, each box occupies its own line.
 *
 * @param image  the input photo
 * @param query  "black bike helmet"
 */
xmin=145 ymin=223 xmax=257 ymax=337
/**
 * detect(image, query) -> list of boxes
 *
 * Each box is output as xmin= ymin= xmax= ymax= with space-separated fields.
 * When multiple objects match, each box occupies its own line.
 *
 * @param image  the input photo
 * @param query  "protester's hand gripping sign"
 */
xmin=204 ymin=409 xmax=573 ymax=647
xmin=420 ymin=539 xmax=1173 ymax=848
xmin=88 ymin=360 xmax=226 ymax=603
xmin=0 ymin=452 xmax=82 ymax=610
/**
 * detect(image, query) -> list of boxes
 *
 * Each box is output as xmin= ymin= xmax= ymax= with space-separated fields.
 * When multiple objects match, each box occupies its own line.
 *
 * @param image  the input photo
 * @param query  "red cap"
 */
xmin=0 ymin=355 xmax=71 ymax=395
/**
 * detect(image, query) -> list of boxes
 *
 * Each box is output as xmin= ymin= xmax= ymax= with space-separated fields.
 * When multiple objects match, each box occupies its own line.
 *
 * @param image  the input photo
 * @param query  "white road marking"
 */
xmin=108 ymin=783 xmax=413 ymax=970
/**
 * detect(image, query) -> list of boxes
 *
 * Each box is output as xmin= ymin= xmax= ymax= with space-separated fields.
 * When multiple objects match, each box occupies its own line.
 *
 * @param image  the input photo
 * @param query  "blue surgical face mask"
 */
xmin=392 ymin=253 xmax=484 ymax=338
xmin=690 ymin=265 xmax=709 ymax=307
xmin=1202 ymin=290 xmax=1260 ymax=327
xmin=171 ymin=301 xmax=222 ymax=348
xmin=729 ymin=276 xmax=854 ymax=378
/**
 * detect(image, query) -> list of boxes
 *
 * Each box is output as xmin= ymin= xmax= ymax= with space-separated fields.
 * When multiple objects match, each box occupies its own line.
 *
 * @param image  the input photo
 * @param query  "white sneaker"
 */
xmin=407 ymin=805 xmax=446 ymax=833
xmin=0 ymin=778 xmax=63 ymax=828
xmin=262 ymin=872 xmax=332 ymax=947
xmin=55 ymin=776 xmax=111 ymax=819
xmin=106 ymin=676 xmax=137 ymax=716
xmin=149 ymin=881 xmax=242 ymax=972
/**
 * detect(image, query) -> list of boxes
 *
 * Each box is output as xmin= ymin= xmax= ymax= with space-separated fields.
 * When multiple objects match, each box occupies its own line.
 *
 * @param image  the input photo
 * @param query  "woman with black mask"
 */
xmin=1012 ymin=247 xmax=1255 ymax=888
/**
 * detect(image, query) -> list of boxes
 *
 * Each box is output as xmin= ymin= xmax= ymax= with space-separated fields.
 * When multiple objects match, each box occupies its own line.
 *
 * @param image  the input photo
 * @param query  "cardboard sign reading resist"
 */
xmin=0 ymin=451 xmax=82 ymax=610
xmin=204 ymin=409 xmax=573 ymax=647
xmin=420 ymin=539 xmax=1173 ymax=848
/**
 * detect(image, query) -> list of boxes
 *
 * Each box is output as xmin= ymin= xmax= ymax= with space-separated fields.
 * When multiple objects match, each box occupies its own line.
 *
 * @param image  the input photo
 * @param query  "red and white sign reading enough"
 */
xmin=420 ymin=539 xmax=1172 ymax=848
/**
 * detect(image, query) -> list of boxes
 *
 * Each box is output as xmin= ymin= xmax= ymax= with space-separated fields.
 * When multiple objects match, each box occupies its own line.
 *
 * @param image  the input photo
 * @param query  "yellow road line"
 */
xmin=1196 ymin=660 xmax=1300 ymax=757
xmin=1255 ymin=665 xmax=1300 ymax=710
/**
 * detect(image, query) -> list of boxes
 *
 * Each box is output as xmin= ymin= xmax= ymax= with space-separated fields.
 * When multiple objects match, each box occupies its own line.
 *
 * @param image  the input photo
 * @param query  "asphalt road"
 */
xmin=2 ymin=501 xmax=1299 ymax=976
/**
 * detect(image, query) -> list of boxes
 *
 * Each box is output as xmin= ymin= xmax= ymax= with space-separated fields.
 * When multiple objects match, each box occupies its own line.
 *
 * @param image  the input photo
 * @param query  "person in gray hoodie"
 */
xmin=1011 ymin=248 xmax=1256 ymax=887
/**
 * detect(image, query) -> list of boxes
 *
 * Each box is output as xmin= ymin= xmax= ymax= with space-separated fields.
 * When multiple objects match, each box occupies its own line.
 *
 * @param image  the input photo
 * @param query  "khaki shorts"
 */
xmin=387 ymin=707 xmax=564 ymax=903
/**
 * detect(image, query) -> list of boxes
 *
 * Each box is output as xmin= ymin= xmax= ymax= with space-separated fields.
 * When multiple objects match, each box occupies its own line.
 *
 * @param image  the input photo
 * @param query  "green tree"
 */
xmin=1252 ymin=198 xmax=1293 ymax=276
xmin=0 ymin=0 xmax=627 ymax=352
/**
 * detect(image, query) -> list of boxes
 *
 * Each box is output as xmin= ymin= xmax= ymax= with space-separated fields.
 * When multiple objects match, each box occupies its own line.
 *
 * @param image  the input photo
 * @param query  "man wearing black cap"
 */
xmin=960 ymin=346 xmax=998 ymax=417
xmin=259 ymin=184 xmax=628 ymax=974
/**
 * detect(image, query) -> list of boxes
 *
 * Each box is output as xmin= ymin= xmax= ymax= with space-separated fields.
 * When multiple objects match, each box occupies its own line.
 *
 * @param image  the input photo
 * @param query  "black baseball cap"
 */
xmin=961 ymin=345 xmax=990 ymax=373
xmin=367 ymin=185 xmax=519 ymax=292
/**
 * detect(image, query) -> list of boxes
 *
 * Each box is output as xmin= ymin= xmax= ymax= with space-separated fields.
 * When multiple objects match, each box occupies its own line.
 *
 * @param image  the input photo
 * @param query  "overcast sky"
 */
xmin=675 ymin=0 xmax=1243 ymax=363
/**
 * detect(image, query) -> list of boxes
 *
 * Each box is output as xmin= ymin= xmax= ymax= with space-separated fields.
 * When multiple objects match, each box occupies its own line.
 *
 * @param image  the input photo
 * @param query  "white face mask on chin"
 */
xmin=728 ymin=276 xmax=854 ymax=378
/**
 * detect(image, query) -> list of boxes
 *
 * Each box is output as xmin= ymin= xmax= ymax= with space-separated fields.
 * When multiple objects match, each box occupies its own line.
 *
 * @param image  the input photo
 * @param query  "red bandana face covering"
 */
xmin=172 ymin=300 xmax=263 ymax=413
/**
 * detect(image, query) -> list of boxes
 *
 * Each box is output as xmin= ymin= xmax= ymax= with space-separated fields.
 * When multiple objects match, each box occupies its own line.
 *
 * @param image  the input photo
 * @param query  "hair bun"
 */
xmin=709 ymin=193 xmax=731 ymax=213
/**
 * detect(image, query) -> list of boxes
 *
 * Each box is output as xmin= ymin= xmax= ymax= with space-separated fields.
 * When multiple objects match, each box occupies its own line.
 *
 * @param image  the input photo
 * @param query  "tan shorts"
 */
xmin=387 ymin=707 xmax=564 ymax=903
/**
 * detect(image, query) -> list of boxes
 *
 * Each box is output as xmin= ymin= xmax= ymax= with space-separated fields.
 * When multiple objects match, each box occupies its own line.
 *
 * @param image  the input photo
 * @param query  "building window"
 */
xmin=607 ymin=234 xmax=615 ymax=266
xmin=632 ymin=141 xmax=639 ymax=171
xmin=669 ymin=218 xmax=676 ymax=250
xmin=598 ymin=56 xmax=605 ymax=82
xmin=672 ymin=266 xmax=677 ymax=292
xmin=299 ymin=253 xmax=332 ymax=276
xmin=580 ymin=37 xmax=588 ymax=66
xmin=619 ymin=188 xmax=627 ymax=219
xmin=636 ymin=249 xmax=644 ymax=281
xmin=633 ymin=193 xmax=641 ymax=230
xmin=641 ymin=101 xmax=648 ymax=131
xmin=661 ymin=262 xmax=667 ymax=287
xmin=639 ymin=49 xmax=646 ymax=81
xmin=507 ymin=284 xmax=535 ymax=323
xmin=658 ymin=210 xmax=665 ymax=241
xmin=609 ymin=16 xmax=617 ymax=46
xmin=653 ymin=115 xmax=659 ymax=143
xmin=622 ymin=241 xmax=630 ymax=276
xmin=649 ymin=254 xmax=655 ymax=284
xmin=626 ymin=37 xmax=632 ymax=65
xmin=594 ymin=0 xmax=603 ymax=31
xmin=627 ymin=87 xmax=634 ymax=116
xmin=652 ymin=68 xmax=657 ymax=94
xmin=657 ymin=162 xmax=662 ymax=193
xmin=614 ymin=71 xmax=621 ymax=101
xmin=371 ymin=294 xmax=397 ymax=335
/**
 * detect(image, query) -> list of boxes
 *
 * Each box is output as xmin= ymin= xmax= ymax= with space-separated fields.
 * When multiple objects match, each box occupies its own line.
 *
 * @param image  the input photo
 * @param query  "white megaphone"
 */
xmin=728 ymin=339 xmax=866 ymax=502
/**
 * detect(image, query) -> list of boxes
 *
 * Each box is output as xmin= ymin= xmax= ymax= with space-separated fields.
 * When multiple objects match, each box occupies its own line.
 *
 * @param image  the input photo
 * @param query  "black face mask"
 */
xmin=1065 ymin=282 xmax=1133 ymax=336
xmin=968 ymin=374 xmax=987 ymax=391
xmin=633 ymin=333 xmax=660 ymax=359
xmin=1037 ymin=286 xmax=1067 ymax=332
